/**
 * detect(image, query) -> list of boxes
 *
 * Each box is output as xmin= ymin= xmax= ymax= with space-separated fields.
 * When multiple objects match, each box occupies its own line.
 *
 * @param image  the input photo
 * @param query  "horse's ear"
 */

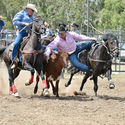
xmin=102 ymin=34 xmax=108 ymax=42
xmin=103 ymin=33 xmax=116 ymax=42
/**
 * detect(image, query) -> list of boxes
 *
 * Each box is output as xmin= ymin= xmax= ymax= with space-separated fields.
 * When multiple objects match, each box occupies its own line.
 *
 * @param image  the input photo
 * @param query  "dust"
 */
xmin=0 ymin=61 xmax=9 ymax=95
xmin=0 ymin=61 xmax=125 ymax=125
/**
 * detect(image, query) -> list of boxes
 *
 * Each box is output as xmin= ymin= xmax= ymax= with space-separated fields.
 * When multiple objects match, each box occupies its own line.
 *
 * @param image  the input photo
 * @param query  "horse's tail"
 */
xmin=0 ymin=46 xmax=6 ymax=58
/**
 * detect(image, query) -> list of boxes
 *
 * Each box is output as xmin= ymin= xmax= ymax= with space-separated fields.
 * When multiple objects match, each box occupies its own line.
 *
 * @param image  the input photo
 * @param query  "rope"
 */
xmin=84 ymin=20 xmax=104 ymax=34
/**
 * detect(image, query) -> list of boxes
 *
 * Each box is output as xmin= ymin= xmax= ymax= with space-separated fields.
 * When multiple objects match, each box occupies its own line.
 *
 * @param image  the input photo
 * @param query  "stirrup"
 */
xmin=11 ymin=61 xmax=16 ymax=69
xmin=11 ymin=64 xmax=16 ymax=69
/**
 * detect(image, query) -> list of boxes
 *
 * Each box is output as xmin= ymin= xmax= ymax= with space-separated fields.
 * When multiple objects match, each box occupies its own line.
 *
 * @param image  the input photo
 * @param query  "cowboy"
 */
xmin=45 ymin=26 xmax=96 ymax=73
xmin=71 ymin=23 xmax=80 ymax=34
xmin=11 ymin=3 xmax=37 ymax=69
xmin=0 ymin=16 xmax=5 ymax=39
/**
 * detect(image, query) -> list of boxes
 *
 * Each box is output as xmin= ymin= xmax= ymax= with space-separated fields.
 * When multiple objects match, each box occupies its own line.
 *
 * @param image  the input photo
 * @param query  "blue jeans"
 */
xmin=69 ymin=41 xmax=94 ymax=72
xmin=12 ymin=31 xmax=28 ymax=61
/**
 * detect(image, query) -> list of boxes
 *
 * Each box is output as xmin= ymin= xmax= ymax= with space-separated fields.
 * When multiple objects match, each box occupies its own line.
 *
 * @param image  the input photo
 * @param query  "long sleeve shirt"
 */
xmin=45 ymin=32 xmax=96 ymax=57
xmin=0 ymin=20 xmax=5 ymax=32
xmin=13 ymin=9 xmax=33 ymax=31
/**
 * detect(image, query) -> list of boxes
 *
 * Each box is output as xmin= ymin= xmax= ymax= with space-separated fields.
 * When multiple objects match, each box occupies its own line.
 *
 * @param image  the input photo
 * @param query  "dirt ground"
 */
xmin=0 ymin=61 xmax=125 ymax=125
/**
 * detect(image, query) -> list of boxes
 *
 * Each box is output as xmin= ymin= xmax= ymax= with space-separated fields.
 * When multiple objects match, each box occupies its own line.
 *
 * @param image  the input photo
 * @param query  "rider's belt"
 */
xmin=68 ymin=50 xmax=75 ymax=55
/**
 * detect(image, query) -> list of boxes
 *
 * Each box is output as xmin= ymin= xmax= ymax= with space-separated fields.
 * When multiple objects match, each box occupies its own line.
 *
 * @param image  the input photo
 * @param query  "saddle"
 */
xmin=9 ymin=36 xmax=30 ymax=65
xmin=89 ymin=42 xmax=103 ymax=57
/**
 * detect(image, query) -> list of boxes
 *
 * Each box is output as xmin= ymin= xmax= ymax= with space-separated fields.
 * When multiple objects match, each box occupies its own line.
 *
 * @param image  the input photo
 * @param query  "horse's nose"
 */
xmin=113 ymin=51 xmax=119 ymax=58
xmin=116 ymin=51 xmax=119 ymax=57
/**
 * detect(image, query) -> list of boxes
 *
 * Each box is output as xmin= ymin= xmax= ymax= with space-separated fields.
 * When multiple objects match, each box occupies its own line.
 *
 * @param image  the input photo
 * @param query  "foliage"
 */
xmin=0 ymin=0 xmax=125 ymax=33
xmin=98 ymin=0 xmax=125 ymax=30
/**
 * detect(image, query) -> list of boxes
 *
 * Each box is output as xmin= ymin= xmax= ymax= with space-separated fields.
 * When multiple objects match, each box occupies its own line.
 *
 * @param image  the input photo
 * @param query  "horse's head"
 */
xmin=33 ymin=16 xmax=46 ymax=35
xmin=103 ymin=33 xmax=119 ymax=57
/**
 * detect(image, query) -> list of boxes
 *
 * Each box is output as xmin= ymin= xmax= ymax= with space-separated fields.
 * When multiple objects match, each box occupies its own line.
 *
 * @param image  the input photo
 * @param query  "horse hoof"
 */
xmin=9 ymin=90 xmax=13 ymax=95
xmin=25 ymin=80 xmax=32 ymax=86
xmin=65 ymin=83 xmax=69 ymax=87
xmin=12 ymin=92 xmax=20 ymax=98
xmin=42 ymin=88 xmax=50 ymax=97
xmin=109 ymin=83 xmax=115 ymax=89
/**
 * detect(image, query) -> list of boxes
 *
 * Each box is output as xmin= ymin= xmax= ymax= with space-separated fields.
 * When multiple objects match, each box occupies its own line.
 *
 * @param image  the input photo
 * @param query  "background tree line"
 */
xmin=0 ymin=0 xmax=125 ymax=34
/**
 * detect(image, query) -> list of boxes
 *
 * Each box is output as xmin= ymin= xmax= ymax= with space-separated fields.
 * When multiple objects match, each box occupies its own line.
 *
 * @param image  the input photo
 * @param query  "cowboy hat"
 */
xmin=71 ymin=23 xmax=79 ymax=27
xmin=25 ymin=3 xmax=37 ymax=13
xmin=58 ymin=26 xmax=67 ymax=33
xmin=59 ymin=22 xmax=66 ymax=27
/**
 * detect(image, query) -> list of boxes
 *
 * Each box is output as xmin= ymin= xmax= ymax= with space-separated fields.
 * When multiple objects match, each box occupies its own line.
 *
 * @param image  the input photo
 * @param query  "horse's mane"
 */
xmin=103 ymin=33 xmax=117 ymax=42
xmin=33 ymin=16 xmax=44 ymax=23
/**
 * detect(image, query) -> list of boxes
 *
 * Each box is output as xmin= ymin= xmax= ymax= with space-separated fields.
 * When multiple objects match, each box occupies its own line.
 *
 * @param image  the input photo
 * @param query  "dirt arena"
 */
xmin=0 ymin=62 xmax=125 ymax=125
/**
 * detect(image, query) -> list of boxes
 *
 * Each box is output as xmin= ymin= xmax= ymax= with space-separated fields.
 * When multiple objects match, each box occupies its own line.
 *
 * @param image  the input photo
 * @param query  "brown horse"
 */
xmin=34 ymin=51 xmax=68 ymax=97
xmin=0 ymin=16 xmax=48 ymax=97
xmin=65 ymin=33 xmax=119 ymax=97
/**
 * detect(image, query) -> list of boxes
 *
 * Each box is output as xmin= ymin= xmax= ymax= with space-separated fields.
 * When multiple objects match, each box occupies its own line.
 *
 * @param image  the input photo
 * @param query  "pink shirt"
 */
xmin=45 ymin=32 xmax=95 ymax=57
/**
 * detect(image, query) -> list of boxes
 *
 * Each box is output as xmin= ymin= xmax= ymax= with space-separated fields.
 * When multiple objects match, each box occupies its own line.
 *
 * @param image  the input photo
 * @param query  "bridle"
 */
xmin=21 ymin=17 xmax=46 ymax=66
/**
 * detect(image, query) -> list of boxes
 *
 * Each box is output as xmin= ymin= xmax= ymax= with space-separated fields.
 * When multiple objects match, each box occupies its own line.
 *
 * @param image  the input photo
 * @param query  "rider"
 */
xmin=11 ymin=3 xmax=37 ymax=69
xmin=45 ymin=25 xmax=97 ymax=73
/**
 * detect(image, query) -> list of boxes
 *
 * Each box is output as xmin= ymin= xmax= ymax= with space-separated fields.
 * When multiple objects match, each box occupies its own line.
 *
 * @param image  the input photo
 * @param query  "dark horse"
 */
xmin=0 ymin=46 xmax=6 ymax=55
xmin=33 ymin=51 xmax=68 ymax=97
xmin=0 ymin=16 xmax=48 ymax=97
xmin=65 ymin=33 xmax=119 ymax=96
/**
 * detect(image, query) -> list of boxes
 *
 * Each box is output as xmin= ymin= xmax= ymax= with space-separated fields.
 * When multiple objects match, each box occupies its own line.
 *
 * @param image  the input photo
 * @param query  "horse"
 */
xmin=65 ymin=33 xmax=119 ymax=97
xmin=0 ymin=16 xmax=48 ymax=97
xmin=33 ymin=51 xmax=68 ymax=97
xmin=0 ymin=46 xmax=6 ymax=55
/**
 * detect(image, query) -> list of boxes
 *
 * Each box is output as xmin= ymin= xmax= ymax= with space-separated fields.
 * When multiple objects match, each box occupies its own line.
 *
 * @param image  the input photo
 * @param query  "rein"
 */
xmin=21 ymin=50 xmax=42 ymax=66
xmin=21 ymin=50 xmax=42 ymax=54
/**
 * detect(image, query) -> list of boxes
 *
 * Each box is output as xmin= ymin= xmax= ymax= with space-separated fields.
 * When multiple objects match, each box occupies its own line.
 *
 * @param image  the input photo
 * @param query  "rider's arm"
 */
xmin=45 ymin=37 xmax=58 ymax=57
xmin=70 ymin=32 xmax=96 ymax=42
xmin=0 ymin=21 xmax=5 ymax=34
xmin=13 ymin=11 xmax=26 ymax=27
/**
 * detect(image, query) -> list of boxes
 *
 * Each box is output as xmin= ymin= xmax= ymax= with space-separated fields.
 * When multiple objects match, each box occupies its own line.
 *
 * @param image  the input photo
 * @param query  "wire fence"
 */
xmin=0 ymin=29 xmax=125 ymax=72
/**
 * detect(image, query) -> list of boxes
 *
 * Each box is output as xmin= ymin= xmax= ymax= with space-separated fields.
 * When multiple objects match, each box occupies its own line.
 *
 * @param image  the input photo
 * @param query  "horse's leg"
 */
xmin=65 ymin=73 xmax=74 ymax=87
xmin=80 ymin=73 xmax=90 ymax=91
xmin=50 ymin=81 xmax=56 ymax=95
xmin=34 ymin=73 xmax=40 ymax=94
xmin=23 ymin=62 xmax=35 ymax=86
xmin=25 ymin=69 xmax=35 ymax=86
xmin=37 ymin=68 xmax=49 ymax=96
xmin=107 ymin=69 xmax=115 ymax=89
xmin=93 ymin=76 xmax=98 ymax=97
xmin=55 ymin=80 xmax=59 ymax=97
xmin=65 ymin=67 xmax=80 ymax=87
xmin=5 ymin=63 xmax=19 ymax=96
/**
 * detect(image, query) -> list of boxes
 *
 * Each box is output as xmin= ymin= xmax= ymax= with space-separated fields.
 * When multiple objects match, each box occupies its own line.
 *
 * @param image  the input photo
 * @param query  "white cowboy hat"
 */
xmin=0 ymin=16 xmax=2 ymax=18
xmin=25 ymin=3 xmax=37 ymax=13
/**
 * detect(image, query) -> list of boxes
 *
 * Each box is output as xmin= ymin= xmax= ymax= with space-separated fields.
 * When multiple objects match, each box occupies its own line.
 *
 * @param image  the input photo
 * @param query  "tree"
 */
xmin=98 ymin=0 xmax=125 ymax=30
